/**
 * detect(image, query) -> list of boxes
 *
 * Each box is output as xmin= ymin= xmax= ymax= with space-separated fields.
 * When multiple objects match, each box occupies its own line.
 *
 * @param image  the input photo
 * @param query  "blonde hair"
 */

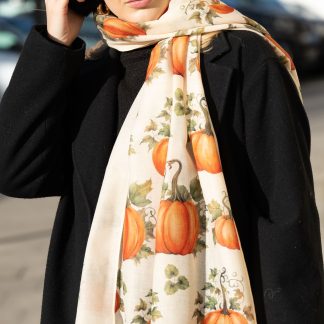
xmin=92 ymin=1 xmax=221 ymax=53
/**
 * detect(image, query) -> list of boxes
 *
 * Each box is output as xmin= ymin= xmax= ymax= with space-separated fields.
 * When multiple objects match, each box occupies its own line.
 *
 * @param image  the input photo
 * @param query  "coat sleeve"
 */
xmin=242 ymin=56 xmax=324 ymax=323
xmin=0 ymin=24 xmax=86 ymax=198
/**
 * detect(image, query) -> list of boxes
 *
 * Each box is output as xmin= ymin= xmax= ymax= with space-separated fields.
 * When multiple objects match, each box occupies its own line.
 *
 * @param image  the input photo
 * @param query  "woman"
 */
xmin=0 ymin=0 xmax=323 ymax=323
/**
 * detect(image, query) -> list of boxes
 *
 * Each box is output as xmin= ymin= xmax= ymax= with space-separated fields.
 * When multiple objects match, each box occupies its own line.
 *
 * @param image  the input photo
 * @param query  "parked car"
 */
xmin=225 ymin=0 xmax=324 ymax=72
xmin=281 ymin=0 xmax=324 ymax=19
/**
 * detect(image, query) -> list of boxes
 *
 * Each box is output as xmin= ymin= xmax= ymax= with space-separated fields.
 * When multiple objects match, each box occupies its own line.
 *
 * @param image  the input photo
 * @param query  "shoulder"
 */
xmin=208 ymin=29 xmax=280 ymax=74
xmin=226 ymin=29 xmax=278 ymax=60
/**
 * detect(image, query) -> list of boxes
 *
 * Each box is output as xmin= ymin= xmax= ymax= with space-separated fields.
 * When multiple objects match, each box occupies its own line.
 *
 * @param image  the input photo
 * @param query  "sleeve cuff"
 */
xmin=31 ymin=24 xmax=86 ymax=53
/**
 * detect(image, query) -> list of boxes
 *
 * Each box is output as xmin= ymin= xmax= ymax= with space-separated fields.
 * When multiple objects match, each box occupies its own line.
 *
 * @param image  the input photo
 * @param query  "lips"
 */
xmin=125 ymin=0 xmax=152 ymax=9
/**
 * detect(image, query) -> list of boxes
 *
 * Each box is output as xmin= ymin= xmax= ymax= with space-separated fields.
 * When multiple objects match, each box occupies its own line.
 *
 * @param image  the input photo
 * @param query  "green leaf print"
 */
xmin=187 ymin=118 xmax=197 ymax=132
xmin=156 ymin=110 xmax=171 ymax=121
xmin=164 ymin=264 xmax=190 ymax=295
xmin=116 ymin=266 xmax=127 ymax=296
xmin=164 ymin=97 xmax=173 ymax=109
xmin=131 ymin=315 xmax=147 ymax=324
xmin=243 ymin=305 xmax=255 ymax=321
xmin=174 ymin=102 xmax=186 ymax=116
xmin=205 ymin=11 xmax=214 ymax=25
xmin=145 ymin=220 xmax=155 ymax=240
xmin=134 ymin=244 xmax=155 ymax=264
xmin=161 ymin=181 xmax=169 ymax=199
xmin=146 ymin=289 xmax=160 ymax=304
xmin=202 ymin=282 xmax=215 ymax=291
xmin=195 ymin=2 xmax=205 ymax=10
xmin=212 ymin=227 xmax=217 ymax=245
xmin=197 ymin=200 xmax=207 ymax=230
xmin=189 ymin=58 xmax=197 ymax=74
xmin=177 ymin=185 xmax=191 ymax=201
xmin=135 ymin=298 xmax=148 ymax=311
xmin=129 ymin=179 xmax=153 ymax=207
xmin=175 ymin=88 xmax=184 ymax=101
xmin=189 ymin=11 xmax=202 ymax=24
xmin=207 ymin=199 xmax=223 ymax=220
xmin=150 ymin=307 xmax=162 ymax=321
xmin=145 ymin=119 xmax=158 ymax=132
xmin=131 ymin=289 xmax=163 ymax=323
xmin=165 ymin=280 xmax=178 ymax=295
xmin=192 ymin=27 xmax=205 ymax=36
xmin=208 ymin=268 xmax=218 ymax=281
xmin=122 ymin=282 xmax=127 ymax=294
xmin=146 ymin=67 xmax=165 ymax=84
xmin=158 ymin=123 xmax=170 ymax=137
xmin=192 ymin=308 xmax=204 ymax=322
xmin=164 ymin=264 xmax=179 ymax=279
xmin=194 ymin=291 xmax=204 ymax=305
xmin=205 ymin=295 xmax=217 ymax=310
xmin=234 ymin=288 xmax=244 ymax=299
xmin=176 ymin=276 xmax=189 ymax=290
xmin=190 ymin=39 xmax=198 ymax=49
xmin=192 ymin=238 xmax=207 ymax=257
xmin=128 ymin=145 xmax=136 ymax=155
xmin=189 ymin=176 xmax=203 ymax=202
xmin=140 ymin=135 xmax=158 ymax=152
xmin=229 ymin=297 xmax=240 ymax=311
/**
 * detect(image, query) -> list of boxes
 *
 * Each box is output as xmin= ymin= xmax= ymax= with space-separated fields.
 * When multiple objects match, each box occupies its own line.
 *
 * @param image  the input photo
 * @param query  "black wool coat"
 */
xmin=0 ymin=24 xmax=323 ymax=324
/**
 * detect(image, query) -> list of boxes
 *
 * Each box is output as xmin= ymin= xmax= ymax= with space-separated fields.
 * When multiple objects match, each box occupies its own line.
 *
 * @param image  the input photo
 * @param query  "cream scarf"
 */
xmin=75 ymin=1 xmax=302 ymax=323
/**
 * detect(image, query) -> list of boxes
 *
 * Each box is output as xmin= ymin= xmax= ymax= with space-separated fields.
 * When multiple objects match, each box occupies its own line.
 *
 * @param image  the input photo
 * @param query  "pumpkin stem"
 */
xmin=220 ymin=267 xmax=230 ymax=315
xmin=168 ymin=159 xmax=183 ymax=201
xmin=199 ymin=97 xmax=212 ymax=136
xmin=222 ymin=191 xmax=233 ymax=218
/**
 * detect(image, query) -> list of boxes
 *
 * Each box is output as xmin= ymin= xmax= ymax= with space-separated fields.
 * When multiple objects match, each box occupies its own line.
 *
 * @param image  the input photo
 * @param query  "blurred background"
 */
xmin=0 ymin=0 xmax=323 ymax=323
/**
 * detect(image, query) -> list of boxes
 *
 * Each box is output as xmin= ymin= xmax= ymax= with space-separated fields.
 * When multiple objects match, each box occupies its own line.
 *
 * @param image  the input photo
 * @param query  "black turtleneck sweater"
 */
xmin=117 ymin=44 xmax=155 ymax=134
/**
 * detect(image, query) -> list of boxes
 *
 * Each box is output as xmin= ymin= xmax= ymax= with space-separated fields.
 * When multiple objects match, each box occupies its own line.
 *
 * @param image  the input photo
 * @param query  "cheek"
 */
xmin=105 ymin=0 xmax=120 ymax=15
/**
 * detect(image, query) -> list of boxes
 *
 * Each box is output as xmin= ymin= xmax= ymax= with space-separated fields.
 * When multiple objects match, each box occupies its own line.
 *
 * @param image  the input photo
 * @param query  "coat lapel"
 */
xmin=200 ymin=31 xmax=235 ymax=132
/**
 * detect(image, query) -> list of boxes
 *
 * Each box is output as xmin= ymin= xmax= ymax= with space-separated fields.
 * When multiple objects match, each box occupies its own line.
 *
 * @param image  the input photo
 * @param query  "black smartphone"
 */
xmin=68 ymin=0 xmax=102 ymax=17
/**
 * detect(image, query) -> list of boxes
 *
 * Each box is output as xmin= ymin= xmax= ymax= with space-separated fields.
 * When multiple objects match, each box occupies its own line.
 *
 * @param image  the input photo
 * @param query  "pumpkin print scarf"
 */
xmin=75 ymin=1 xmax=302 ymax=323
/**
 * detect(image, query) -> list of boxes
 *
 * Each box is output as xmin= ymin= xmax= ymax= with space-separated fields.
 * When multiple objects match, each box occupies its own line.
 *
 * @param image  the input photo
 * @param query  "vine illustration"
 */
xmin=192 ymin=267 xmax=255 ymax=323
xmin=130 ymin=289 xmax=163 ymax=323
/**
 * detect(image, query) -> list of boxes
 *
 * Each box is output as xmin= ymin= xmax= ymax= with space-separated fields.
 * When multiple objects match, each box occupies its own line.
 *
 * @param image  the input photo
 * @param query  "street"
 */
xmin=0 ymin=73 xmax=324 ymax=324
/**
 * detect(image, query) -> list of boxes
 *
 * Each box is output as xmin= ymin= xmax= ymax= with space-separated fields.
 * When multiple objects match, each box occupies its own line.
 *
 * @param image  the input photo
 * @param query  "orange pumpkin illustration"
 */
xmin=103 ymin=17 xmax=146 ymax=38
xmin=203 ymin=268 xmax=248 ymax=324
xmin=209 ymin=3 xmax=235 ymax=14
xmin=190 ymin=130 xmax=222 ymax=174
xmin=196 ymin=56 xmax=201 ymax=73
xmin=190 ymin=97 xmax=222 ymax=174
xmin=264 ymin=33 xmax=296 ymax=70
xmin=152 ymin=137 xmax=169 ymax=176
xmin=172 ymin=36 xmax=189 ymax=76
xmin=115 ymin=290 xmax=120 ymax=312
xmin=146 ymin=42 xmax=161 ymax=81
xmin=214 ymin=192 xmax=240 ymax=250
xmin=155 ymin=159 xmax=200 ymax=255
xmin=203 ymin=306 xmax=248 ymax=323
xmin=122 ymin=206 xmax=145 ymax=260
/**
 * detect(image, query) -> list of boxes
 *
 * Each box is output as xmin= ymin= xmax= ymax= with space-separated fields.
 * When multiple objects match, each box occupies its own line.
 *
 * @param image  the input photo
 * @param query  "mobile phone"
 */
xmin=68 ymin=0 xmax=102 ymax=17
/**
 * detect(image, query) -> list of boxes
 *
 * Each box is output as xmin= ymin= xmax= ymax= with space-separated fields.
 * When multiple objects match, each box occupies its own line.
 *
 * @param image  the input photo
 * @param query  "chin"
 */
xmin=121 ymin=9 xmax=165 ymax=23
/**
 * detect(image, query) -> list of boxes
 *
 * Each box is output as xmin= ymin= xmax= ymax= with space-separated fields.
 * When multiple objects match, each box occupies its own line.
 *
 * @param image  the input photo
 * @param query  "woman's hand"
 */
xmin=46 ymin=0 xmax=86 ymax=47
